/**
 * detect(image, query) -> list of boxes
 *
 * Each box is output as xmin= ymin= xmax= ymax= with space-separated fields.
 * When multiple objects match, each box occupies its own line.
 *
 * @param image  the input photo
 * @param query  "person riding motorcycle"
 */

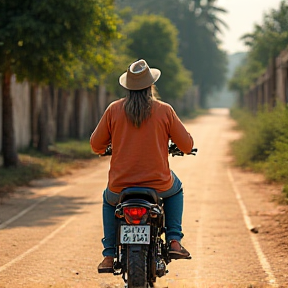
xmin=90 ymin=59 xmax=194 ymax=273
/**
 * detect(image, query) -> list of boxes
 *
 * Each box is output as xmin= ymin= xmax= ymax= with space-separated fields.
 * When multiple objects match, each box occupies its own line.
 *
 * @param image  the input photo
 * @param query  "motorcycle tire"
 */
xmin=127 ymin=244 xmax=150 ymax=288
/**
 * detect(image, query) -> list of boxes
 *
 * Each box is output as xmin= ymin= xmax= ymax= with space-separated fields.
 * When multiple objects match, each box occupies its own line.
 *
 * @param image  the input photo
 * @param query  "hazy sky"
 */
xmin=216 ymin=0 xmax=283 ymax=54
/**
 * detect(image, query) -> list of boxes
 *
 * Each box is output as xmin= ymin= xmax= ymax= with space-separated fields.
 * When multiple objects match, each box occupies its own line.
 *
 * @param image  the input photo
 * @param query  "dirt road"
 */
xmin=0 ymin=109 xmax=287 ymax=288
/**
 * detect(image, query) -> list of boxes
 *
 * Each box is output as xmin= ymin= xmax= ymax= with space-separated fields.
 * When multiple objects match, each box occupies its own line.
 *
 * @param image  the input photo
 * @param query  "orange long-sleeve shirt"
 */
xmin=90 ymin=98 xmax=193 ymax=193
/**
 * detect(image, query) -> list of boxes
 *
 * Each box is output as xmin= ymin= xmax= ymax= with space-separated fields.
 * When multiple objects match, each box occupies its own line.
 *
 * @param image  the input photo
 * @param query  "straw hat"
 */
xmin=119 ymin=59 xmax=161 ymax=90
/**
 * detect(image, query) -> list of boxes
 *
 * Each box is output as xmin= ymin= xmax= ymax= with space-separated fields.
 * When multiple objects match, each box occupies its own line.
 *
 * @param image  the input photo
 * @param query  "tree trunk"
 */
xmin=49 ymin=84 xmax=58 ymax=144
xmin=73 ymin=89 xmax=81 ymax=139
xmin=1 ymin=71 xmax=19 ymax=167
xmin=90 ymin=90 xmax=98 ymax=133
xmin=198 ymin=85 xmax=207 ymax=109
xmin=56 ymin=88 xmax=67 ymax=141
xmin=30 ymin=84 xmax=39 ymax=148
xmin=37 ymin=87 xmax=50 ymax=154
xmin=95 ymin=86 xmax=101 ymax=124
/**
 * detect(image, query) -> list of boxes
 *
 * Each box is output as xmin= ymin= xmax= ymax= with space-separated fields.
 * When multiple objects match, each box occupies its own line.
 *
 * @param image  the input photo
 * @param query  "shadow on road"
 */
xmin=0 ymin=179 xmax=101 ymax=230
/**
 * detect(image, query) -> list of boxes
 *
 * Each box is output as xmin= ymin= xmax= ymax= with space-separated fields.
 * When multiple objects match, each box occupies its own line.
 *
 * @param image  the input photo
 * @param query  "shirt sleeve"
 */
xmin=168 ymin=107 xmax=194 ymax=154
xmin=90 ymin=106 xmax=112 ymax=154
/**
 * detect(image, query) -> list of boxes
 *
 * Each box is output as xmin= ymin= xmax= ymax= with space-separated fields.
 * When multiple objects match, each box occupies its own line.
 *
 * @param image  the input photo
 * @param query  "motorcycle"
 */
xmin=101 ymin=143 xmax=197 ymax=288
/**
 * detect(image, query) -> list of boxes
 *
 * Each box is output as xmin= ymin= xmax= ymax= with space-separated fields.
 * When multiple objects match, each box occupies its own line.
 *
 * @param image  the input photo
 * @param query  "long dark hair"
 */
xmin=124 ymin=86 xmax=157 ymax=128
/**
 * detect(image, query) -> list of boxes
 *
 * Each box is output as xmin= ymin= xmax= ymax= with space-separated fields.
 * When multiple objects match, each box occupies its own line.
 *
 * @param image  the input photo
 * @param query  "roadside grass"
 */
xmin=0 ymin=139 xmax=95 ymax=200
xmin=230 ymin=104 xmax=288 ymax=204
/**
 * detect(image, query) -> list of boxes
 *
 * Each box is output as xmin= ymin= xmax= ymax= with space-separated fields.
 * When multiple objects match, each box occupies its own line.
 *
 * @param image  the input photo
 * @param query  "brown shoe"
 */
xmin=169 ymin=240 xmax=191 ymax=260
xmin=98 ymin=256 xmax=114 ymax=273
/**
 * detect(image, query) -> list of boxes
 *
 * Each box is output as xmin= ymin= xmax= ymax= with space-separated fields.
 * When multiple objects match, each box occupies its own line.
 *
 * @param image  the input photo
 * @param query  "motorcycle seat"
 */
xmin=119 ymin=187 xmax=161 ymax=204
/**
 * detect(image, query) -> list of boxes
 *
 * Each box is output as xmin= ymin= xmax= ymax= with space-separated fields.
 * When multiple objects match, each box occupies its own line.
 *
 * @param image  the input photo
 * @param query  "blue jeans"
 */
xmin=101 ymin=172 xmax=184 ymax=257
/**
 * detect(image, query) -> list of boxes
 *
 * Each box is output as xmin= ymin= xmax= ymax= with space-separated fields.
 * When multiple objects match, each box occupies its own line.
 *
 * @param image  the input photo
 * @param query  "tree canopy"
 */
xmin=0 ymin=0 xmax=119 ymax=167
xmin=0 ymin=0 xmax=119 ymax=86
xmin=229 ymin=0 xmax=288 ymax=101
xmin=122 ymin=15 xmax=192 ymax=101
xmin=116 ymin=0 xmax=228 ymax=107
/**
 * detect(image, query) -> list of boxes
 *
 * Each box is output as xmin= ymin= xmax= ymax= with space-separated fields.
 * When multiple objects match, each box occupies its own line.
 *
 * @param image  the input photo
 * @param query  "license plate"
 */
xmin=120 ymin=225 xmax=150 ymax=244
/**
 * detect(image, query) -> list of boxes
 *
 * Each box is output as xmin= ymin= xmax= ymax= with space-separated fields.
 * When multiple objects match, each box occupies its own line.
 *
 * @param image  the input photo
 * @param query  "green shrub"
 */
xmin=265 ymin=141 xmax=288 ymax=182
xmin=231 ymin=104 xmax=288 ymax=164
xmin=230 ymin=104 xmax=288 ymax=199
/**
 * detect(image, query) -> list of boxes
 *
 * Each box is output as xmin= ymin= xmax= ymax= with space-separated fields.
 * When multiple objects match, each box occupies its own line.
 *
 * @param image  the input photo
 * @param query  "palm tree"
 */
xmin=115 ymin=0 xmax=228 ymax=107
xmin=117 ymin=0 xmax=227 ymax=39
xmin=192 ymin=0 xmax=228 ymax=38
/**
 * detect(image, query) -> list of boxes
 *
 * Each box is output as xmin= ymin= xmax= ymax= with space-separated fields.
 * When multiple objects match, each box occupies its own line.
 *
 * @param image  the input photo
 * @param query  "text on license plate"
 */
xmin=120 ymin=225 xmax=150 ymax=244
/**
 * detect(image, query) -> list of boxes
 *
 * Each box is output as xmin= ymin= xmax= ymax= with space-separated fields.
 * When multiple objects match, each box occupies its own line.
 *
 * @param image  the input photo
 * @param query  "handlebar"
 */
xmin=100 ymin=143 xmax=197 ymax=157
xmin=168 ymin=143 xmax=198 ymax=157
xmin=101 ymin=144 xmax=112 ymax=156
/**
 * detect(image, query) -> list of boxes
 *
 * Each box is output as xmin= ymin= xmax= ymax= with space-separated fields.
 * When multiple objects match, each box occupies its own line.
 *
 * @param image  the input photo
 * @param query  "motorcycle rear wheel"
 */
xmin=127 ymin=244 xmax=150 ymax=288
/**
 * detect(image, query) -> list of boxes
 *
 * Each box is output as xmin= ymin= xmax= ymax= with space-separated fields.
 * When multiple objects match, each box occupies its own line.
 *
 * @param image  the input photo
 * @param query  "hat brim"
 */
xmin=119 ymin=68 xmax=161 ymax=90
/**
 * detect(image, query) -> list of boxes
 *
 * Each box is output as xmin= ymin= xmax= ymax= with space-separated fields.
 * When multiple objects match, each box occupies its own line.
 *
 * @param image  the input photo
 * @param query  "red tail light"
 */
xmin=123 ymin=207 xmax=148 ymax=224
